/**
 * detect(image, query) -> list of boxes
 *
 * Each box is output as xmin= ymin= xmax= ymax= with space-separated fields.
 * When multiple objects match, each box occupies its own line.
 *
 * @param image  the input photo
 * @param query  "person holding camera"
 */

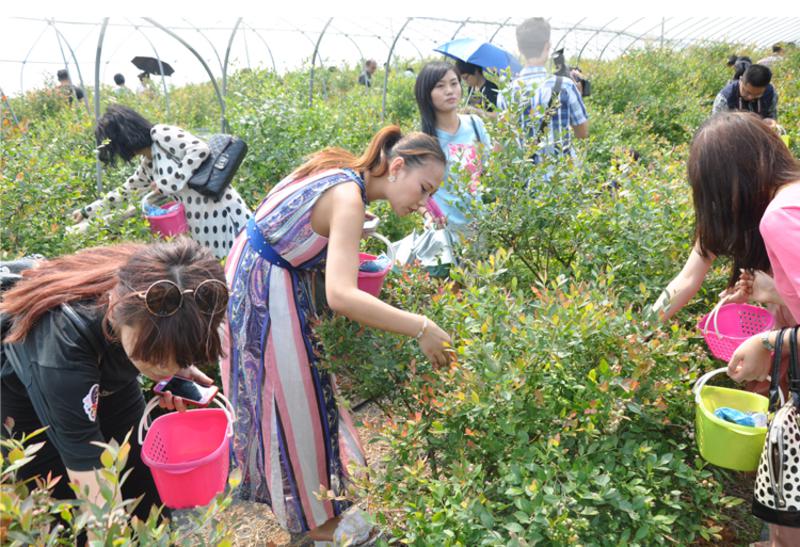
xmin=71 ymin=105 xmax=251 ymax=260
xmin=1 ymin=239 xmax=228 ymax=523
xmin=497 ymin=17 xmax=589 ymax=163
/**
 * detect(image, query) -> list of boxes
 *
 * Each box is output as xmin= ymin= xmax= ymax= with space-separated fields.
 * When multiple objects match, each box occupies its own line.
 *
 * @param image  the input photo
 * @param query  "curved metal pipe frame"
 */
xmin=19 ymin=22 xmax=50 ymax=95
xmin=450 ymin=18 xmax=470 ymax=40
xmin=308 ymin=17 xmax=333 ymax=107
xmin=576 ymin=17 xmax=618 ymax=64
xmin=143 ymin=17 xmax=228 ymax=132
xmin=381 ymin=17 xmax=413 ymax=121
xmin=223 ymin=18 xmax=243 ymax=97
xmin=93 ymin=17 xmax=109 ymax=193
xmin=488 ymin=17 xmax=513 ymax=43
xmin=49 ymin=19 xmax=91 ymax=114
xmin=598 ymin=17 xmax=647 ymax=61
xmin=553 ymin=17 xmax=587 ymax=53
xmin=184 ymin=18 xmax=225 ymax=75
xmin=99 ymin=27 xmax=138 ymax=84
xmin=243 ymin=23 xmax=278 ymax=73
xmin=621 ymin=19 xmax=678 ymax=56
xmin=129 ymin=20 xmax=172 ymax=119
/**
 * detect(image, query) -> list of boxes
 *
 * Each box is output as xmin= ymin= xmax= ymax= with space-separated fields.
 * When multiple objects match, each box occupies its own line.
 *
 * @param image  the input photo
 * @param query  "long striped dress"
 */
xmin=221 ymin=168 xmax=367 ymax=534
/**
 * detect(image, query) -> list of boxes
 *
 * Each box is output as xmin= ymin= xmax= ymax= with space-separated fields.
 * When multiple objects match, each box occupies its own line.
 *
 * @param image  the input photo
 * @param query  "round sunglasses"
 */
xmin=133 ymin=279 xmax=229 ymax=318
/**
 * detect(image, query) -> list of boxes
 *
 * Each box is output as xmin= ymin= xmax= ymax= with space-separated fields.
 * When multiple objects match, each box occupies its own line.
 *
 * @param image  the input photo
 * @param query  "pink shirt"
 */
xmin=760 ymin=182 xmax=800 ymax=324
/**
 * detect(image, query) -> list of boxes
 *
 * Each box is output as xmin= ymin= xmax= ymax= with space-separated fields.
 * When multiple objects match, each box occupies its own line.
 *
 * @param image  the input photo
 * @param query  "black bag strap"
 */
xmin=535 ymin=75 xmax=563 ymax=145
xmin=789 ymin=326 xmax=800 ymax=405
xmin=470 ymin=115 xmax=480 ymax=143
xmin=768 ymin=327 xmax=788 ymax=410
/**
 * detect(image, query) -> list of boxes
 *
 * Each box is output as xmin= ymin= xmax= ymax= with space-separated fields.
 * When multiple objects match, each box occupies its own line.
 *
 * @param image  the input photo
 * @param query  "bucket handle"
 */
xmin=141 ymin=191 xmax=162 ymax=214
xmin=700 ymin=301 xmax=726 ymax=340
xmin=138 ymin=393 xmax=236 ymax=446
xmin=693 ymin=367 xmax=784 ymax=406
xmin=367 ymin=232 xmax=396 ymax=266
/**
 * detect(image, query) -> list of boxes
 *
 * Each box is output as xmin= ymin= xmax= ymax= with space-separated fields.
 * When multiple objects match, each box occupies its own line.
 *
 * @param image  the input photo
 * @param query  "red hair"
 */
xmin=2 ymin=244 xmax=141 ymax=343
xmin=291 ymin=125 xmax=445 ymax=180
xmin=2 ymin=239 xmax=227 ymax=368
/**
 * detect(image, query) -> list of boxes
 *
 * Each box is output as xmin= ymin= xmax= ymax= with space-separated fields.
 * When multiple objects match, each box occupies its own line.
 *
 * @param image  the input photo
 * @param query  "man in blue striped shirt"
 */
xmin=497 ymin=18 xmax=589 ymax=162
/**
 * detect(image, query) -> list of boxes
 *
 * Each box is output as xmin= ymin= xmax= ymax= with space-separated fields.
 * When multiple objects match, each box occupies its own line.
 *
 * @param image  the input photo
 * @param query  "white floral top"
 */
xmin=85 ymin=124 xmax=252 ymax=258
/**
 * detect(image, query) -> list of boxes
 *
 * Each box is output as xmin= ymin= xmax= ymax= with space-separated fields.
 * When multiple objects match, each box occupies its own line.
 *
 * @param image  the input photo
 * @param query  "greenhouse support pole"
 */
xmin=598 ymin=18 xmax=647 ymax=61
xmin=185 ymin=19 xmax=225 ymax=75
xmin=450 ymin=18 xmax=470 ymax=40
xmin=223 ymin=17 xmax=243 ymax=98
xmin=50 ymin=20 xmax=91 ymax=115
xmin=488 ymin=17 xmax=513 ymax=43
xmin=94 ymin=17 xmax=109 ymax=193
xmin=244 ymin=23 xmax=278 ymax=73
xmin=382 ymin=17 xmax=413 ymax=122
xmin=576 ymin=17 xmax=618 ymax=65
xmin=553 ymin=17 xmax=586 ymax=54
xmin=19 ymin=23 xmax=49 ymax=95
xmin=308 ymin=18 xmax=333 ymax=107
xmin=143 ymin=17 xmax=228 ymax=132
xmin=621 ymin=19 xmax=675 ymax=56
xmin=130 ymin=22 xmax=172 ymax=119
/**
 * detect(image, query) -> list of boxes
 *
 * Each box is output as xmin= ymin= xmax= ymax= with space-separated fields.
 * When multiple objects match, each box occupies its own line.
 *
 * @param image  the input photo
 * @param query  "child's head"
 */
xmin=415 ymin=61 xmax=460 ymax=136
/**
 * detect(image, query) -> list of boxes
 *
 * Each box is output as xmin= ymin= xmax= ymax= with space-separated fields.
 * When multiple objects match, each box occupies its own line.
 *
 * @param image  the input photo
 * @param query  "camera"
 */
xmin=552 ymin=48 xmax=592 ymax=98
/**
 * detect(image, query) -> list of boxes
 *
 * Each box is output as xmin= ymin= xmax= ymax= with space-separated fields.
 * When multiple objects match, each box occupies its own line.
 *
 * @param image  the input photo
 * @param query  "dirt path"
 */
xmin=222 ymin=402 xmax=389 ymax=546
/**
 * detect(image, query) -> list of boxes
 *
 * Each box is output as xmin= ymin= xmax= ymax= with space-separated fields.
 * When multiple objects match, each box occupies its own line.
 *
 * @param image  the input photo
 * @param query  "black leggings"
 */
xmin=1 ymin=379 xmax=167 ymax=523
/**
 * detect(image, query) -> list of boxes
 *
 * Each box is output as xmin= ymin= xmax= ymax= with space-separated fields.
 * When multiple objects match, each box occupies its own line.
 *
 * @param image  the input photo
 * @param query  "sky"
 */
xmin=2 ymin=2 xmax=799 ymax=97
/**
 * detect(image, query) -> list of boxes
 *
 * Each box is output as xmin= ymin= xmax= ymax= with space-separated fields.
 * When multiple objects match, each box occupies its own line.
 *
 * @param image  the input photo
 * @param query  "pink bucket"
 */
xmin=138 ymin=396 xmax=234 ymax=509
xmin=142 ymin=192 xmax=188 ymax=238
xmin=358 ymin=253 xmax=392 ymax=297
xmin=357 ymin=233 xmax=394 ymax=297
xmin=697 ymin=303 xmax=775 ymax=361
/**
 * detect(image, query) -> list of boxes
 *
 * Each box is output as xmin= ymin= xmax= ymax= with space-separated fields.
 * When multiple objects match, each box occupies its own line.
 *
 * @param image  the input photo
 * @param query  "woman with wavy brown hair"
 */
xmin=1 ymin=238 xmax=228 ymax=522
xmin=223 ymin=125 xmax=453 ymax=543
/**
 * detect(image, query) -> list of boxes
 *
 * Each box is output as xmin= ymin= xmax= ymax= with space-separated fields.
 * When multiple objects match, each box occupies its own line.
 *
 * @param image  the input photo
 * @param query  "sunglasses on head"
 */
xmin=134 ymin=279 xmax=229 ymax=318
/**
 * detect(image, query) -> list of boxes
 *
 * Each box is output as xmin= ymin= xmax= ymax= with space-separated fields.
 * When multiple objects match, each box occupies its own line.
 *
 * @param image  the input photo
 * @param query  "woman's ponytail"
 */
xmin=290 ymin=125 xmax=443 ymax=180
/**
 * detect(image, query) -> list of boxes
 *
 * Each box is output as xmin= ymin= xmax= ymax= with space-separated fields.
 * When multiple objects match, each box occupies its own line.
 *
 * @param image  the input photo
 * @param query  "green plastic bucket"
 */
xmin=693 ymin=368 xmax=769 ymax=471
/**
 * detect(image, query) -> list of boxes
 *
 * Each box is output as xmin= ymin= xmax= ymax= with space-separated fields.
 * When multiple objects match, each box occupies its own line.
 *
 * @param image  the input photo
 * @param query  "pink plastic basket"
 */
xmin=697 ymin=303 xmax=775 ymax=361
xmin=357 ymin=233 xmax=394 ymax=297
xmin=142 ymin=191 xmax=188 ymax=238
xmin=138 ymin=395 xmax=234 ymax=509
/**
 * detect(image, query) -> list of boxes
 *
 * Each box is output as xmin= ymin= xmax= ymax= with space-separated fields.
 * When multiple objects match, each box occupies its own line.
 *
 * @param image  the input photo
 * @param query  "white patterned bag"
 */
xmin=753 ymin=327 xmax=800 ymax=527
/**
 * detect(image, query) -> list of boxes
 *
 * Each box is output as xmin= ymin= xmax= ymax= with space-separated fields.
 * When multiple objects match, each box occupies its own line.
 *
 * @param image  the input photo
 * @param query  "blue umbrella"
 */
xmin=434 ymin=37 xmax=521 ymax=74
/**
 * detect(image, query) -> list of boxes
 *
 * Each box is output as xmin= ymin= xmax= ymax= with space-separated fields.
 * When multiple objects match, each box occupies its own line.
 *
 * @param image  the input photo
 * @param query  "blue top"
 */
xmin=432 ymin=114 xmax=492 ymax=229
xmin=712 ymin=80 xmax=778 ymax=120
xmin=497 ymin=66 xmax=588 ymax=158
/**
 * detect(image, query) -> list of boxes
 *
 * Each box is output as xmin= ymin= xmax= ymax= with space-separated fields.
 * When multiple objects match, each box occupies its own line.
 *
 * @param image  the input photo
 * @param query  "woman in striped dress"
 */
xmin=221 ymin=126 xmax=452 ymax=543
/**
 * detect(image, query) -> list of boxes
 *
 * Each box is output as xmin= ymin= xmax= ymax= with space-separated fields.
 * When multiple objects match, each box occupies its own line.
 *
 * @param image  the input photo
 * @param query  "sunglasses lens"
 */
xmin=194 ymin=279 xmax=228 ymax=316
xmin=145 ymin=280 xmax=183 ymax=317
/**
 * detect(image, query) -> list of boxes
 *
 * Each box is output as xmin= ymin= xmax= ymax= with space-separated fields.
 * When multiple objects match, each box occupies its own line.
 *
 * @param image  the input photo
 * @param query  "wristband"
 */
xmin=415 ymin=317 xmax=428 ymax=340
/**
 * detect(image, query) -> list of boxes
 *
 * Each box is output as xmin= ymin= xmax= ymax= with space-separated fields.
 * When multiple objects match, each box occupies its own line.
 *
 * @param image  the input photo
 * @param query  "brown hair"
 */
xmin=290 ymin=125 xmax=445 ymax=181
xmin=516 ymin=17 xmax=551 ymax=60
xmin=688 ymin=112 xmax=800 ymax=284
xmin=1 ymin=238 xmax=227 ymax=368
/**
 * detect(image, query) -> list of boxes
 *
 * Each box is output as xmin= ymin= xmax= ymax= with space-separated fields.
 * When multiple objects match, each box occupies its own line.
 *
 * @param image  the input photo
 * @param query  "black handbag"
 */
xmin=159 ymin=134 xmax=248 ymax=201
xmin=753 ymin=326 xmax=800 ymax=527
